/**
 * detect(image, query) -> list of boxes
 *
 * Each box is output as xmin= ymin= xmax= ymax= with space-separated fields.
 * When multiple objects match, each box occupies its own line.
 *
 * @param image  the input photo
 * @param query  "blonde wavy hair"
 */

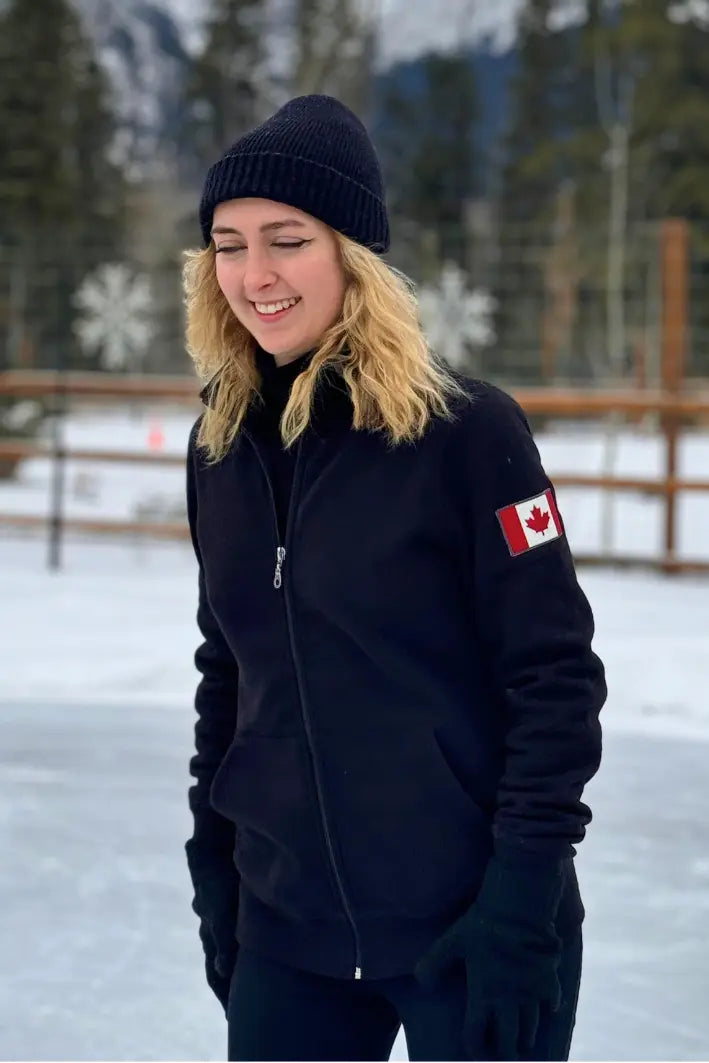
xmin=182 ymin=231 xmax=467 ymax=462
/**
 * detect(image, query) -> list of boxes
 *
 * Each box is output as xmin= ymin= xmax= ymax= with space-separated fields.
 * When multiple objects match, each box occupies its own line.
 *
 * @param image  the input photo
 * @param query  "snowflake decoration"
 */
xmin=1 ymin=400 xmax=43 ymax=432
xmin=417 ymin=263 xmax=496 ymax=369
xmin=73 ymin=263 xmax=155 ymax=371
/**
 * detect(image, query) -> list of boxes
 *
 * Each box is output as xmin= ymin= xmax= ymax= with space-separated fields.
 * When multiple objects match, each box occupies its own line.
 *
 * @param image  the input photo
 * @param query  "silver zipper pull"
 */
xmin=273 ymin=546 xmax=286 ymax=589
xmin=354 ymin=966 xmax=362 ymax=980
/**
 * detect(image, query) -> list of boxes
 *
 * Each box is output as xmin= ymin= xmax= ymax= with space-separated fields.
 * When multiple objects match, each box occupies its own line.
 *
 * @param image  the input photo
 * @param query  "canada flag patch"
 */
xmin=496 ymin=488 xmax=564 ymax=556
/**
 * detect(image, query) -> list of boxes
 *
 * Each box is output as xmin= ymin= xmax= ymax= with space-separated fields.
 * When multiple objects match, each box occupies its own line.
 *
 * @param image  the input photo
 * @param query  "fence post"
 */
xmin=660 ymin=218 xmax=689 ymax=572
xmin=47 ymin=363 xmax=68 ymax=571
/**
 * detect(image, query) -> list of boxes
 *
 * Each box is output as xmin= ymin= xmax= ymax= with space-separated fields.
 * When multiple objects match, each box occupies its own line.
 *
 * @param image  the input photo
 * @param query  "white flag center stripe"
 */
xmin=515 ymin=492 xmax=561 ymax=547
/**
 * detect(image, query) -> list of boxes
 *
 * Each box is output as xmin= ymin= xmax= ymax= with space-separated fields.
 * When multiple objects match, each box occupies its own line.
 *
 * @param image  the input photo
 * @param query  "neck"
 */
xmin=271 ymin=351 xmax=308 ymax=368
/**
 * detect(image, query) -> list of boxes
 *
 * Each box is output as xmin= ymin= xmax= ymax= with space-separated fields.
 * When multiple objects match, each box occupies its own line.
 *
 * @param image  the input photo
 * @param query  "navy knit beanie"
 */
xmin=199 ymin=94 xmax=390 ymax=254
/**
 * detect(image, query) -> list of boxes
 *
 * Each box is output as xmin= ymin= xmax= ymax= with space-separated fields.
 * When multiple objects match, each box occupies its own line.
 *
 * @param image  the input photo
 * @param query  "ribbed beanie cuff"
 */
xmin=199 ymin=95 xmax=390 ymax=254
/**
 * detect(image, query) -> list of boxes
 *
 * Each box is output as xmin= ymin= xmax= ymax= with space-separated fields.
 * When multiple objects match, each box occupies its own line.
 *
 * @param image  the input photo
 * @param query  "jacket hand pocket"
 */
xmin=210 ymin=732 xmax=342 ymax=919
xmin=318 ymin=724 xmax=491 ymax=918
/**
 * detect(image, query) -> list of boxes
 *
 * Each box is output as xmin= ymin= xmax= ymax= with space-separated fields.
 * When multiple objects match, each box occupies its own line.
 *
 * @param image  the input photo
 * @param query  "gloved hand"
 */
xmin=191 ymin=870 xmax=240 ymax=1014
xmin=415 ymin=847 xmax=564 ymax=1060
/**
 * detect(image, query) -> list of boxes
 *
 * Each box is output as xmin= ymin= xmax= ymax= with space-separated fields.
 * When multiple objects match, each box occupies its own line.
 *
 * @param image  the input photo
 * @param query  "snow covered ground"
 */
xmin=1 ymin=406 xmax=709 ymax=1060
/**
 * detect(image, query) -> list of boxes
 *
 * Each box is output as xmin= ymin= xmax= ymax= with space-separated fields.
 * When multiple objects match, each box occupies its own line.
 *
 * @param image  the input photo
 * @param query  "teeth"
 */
xmin=255 ymin=297 xmax=299 ymax=315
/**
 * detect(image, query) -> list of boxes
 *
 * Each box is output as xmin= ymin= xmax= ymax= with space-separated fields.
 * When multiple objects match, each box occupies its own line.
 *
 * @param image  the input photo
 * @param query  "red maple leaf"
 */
xmin=525 ymin=505 xmax=551 ymax=535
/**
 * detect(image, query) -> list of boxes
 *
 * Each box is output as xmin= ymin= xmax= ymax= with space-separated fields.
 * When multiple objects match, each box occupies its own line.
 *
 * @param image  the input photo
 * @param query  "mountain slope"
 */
xmin=73 ymin=0 xmax=193 ymax=172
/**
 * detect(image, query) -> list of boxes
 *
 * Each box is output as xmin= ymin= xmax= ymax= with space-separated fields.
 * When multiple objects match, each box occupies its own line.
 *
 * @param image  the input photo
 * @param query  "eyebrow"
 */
xmin=211 ymin=219 xmax=308 ymax=236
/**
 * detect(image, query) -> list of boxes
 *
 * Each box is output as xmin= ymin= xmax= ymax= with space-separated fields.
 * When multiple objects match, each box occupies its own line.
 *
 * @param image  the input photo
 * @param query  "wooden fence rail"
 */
xmin=2 ymin=368 xmax=709 ymax=414
xmin=1 ymin=370 xmax=709 ymax=573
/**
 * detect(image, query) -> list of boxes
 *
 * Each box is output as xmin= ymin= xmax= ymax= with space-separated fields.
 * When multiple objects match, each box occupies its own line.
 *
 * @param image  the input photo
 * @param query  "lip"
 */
xmin=251 ymin=298 xmax=301 ymax=324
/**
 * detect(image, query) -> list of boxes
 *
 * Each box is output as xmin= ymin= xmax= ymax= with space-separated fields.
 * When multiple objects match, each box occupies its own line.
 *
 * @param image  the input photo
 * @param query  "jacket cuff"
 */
xmin=478 ymin=845 xmax=564 ymax=926
xmin=493 ymin=837 xmax=567 ymax=871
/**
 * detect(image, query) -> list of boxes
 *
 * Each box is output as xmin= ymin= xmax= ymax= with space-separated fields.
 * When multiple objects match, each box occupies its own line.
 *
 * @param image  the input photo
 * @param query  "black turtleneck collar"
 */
xmin=199 ymin=346 xmax=354 ymax=437
xmin=255 ymin=346 xmax=312 ymax=419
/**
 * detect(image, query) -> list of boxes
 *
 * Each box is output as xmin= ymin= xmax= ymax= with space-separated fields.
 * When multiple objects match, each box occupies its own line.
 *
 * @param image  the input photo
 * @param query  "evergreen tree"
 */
xmin=0 ymin=0 xmax=123 ymax=241
xmin=291 ymin=0 xmax=376 ymax=115
xmin=659 ymin=5 xmax=709 ymax=373
xmin=0 ymin=0 xmax=83 ymax=237
xmin=568 ymin=2 xmax=689 ymax=379
xmin=492 ymin=0 xmax=709 ymax=381
xmin=497 ymin=0 xmax=574 ymax=229
xmin=493 ymin=0 xmax=579 ymax=380
xmin=572 ymin=0 xmax=671 ymax=223
xmin=377 ymin=51 xmax=478 ymax=277
xmin=641 ymin=5 xmax=709 ymax=224
xmin=181 ymin=0 xmax=268 ymax=183
xmin=74 ymin=55 xmax=127 ymax=251
xmin=0 ymin=0 xmax=125 ymax=369
xmin=566 ymin=0 xmax=709 ymax=226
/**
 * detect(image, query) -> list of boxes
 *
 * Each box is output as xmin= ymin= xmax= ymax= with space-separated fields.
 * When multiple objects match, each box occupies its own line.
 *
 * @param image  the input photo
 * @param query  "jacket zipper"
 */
xmin=273 ymin=546 xmax=285 ymax=589
xmin=245 ymin=430 xmax=363 ymax=980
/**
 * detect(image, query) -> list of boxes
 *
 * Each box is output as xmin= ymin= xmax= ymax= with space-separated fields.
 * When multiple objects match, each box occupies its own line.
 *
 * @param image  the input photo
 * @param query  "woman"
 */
xmin=183 ymin=94 xmax=606 ymax=1062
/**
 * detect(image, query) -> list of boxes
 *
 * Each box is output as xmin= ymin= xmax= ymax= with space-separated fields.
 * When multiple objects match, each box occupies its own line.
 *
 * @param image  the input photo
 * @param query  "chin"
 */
xmin=258 ymin=335 xmax=312 ymax=359
xmin=256 ymin=338 xmax=292 ymax=357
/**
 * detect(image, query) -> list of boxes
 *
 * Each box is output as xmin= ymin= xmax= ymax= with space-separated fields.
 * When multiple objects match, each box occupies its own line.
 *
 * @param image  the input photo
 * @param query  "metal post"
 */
xmin=660 ymin=218 xmax=689 ymax=572
xmin=48 ymin=345 xmax=68 ymax=571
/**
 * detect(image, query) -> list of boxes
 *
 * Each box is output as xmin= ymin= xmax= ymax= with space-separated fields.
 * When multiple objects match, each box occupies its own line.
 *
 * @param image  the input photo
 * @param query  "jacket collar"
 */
xmin=199 ymin=354 xmax=354 ymax=436
xmin=199 ymin=347 xmax=313 ymax=409
xmin=199 ymin=368 xmax=224 ymax=408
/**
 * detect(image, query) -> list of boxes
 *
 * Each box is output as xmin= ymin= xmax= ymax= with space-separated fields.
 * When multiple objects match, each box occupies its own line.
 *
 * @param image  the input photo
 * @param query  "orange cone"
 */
xmin=147 ymin=419 xmax=165 ymax=452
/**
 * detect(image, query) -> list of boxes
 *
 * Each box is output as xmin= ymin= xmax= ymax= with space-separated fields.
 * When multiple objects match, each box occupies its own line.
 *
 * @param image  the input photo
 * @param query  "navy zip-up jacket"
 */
xmin=185 ymin=364 xmax=606 ymax=981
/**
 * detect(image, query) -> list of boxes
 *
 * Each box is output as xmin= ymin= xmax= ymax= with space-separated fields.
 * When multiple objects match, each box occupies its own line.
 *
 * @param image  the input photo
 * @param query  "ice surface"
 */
xmin=2 ymin=697 xmax=708 ymax=1061
xmin=1 ymin=403 xmax=709 ymax=1060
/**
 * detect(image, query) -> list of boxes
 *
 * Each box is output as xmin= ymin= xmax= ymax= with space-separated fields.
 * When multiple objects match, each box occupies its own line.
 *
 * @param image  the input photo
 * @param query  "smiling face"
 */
xmin=211 ymin=198 xmax=347 ymax=365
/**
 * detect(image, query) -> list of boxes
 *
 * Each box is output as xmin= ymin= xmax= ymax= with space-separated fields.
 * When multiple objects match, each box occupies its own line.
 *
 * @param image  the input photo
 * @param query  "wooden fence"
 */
xmin=1 ymin=369 xmax=709 ymax=573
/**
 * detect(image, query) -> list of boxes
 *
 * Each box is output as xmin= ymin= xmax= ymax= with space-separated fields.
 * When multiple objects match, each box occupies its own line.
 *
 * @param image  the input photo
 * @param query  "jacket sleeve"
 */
xmin=185 ymin=420 xmax=239 ymax=878
xmin=461 ymin=385 xmax=606 ymax=860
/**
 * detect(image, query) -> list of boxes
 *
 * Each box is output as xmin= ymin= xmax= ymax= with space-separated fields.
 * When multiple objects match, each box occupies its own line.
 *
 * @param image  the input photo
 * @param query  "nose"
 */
xmin=242 ymin=247 xmax=278 ymax=298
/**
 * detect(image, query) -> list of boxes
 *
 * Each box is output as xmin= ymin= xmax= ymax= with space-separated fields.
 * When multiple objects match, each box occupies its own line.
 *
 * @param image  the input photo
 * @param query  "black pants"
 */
xmin=227 ymin=931 xmax=582 ymax=1062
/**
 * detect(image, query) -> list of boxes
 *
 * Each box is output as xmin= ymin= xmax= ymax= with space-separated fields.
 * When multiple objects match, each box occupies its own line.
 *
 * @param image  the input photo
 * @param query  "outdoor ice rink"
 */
xmin=2 ymin=531 xmax=708 ymax=1062
xmin=1 ymin=405 xmax=709 ymax=1060
xmin=4 ymin=0 xmax=709 ymax=1056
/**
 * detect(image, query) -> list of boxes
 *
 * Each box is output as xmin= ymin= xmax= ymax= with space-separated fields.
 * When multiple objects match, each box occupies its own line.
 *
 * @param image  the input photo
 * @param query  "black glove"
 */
xmin=415 ymin=848 xmax=564 ymax=1060
xmin=191 ymin=870 xmax=240 ymax=1014
xmin=198 ymin=913 xmax=235 ymax=1011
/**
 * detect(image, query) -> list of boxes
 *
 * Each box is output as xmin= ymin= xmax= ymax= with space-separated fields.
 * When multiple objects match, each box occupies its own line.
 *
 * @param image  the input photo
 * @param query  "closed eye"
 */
xmin=214 ymin=239 xmax=312 ymax=255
